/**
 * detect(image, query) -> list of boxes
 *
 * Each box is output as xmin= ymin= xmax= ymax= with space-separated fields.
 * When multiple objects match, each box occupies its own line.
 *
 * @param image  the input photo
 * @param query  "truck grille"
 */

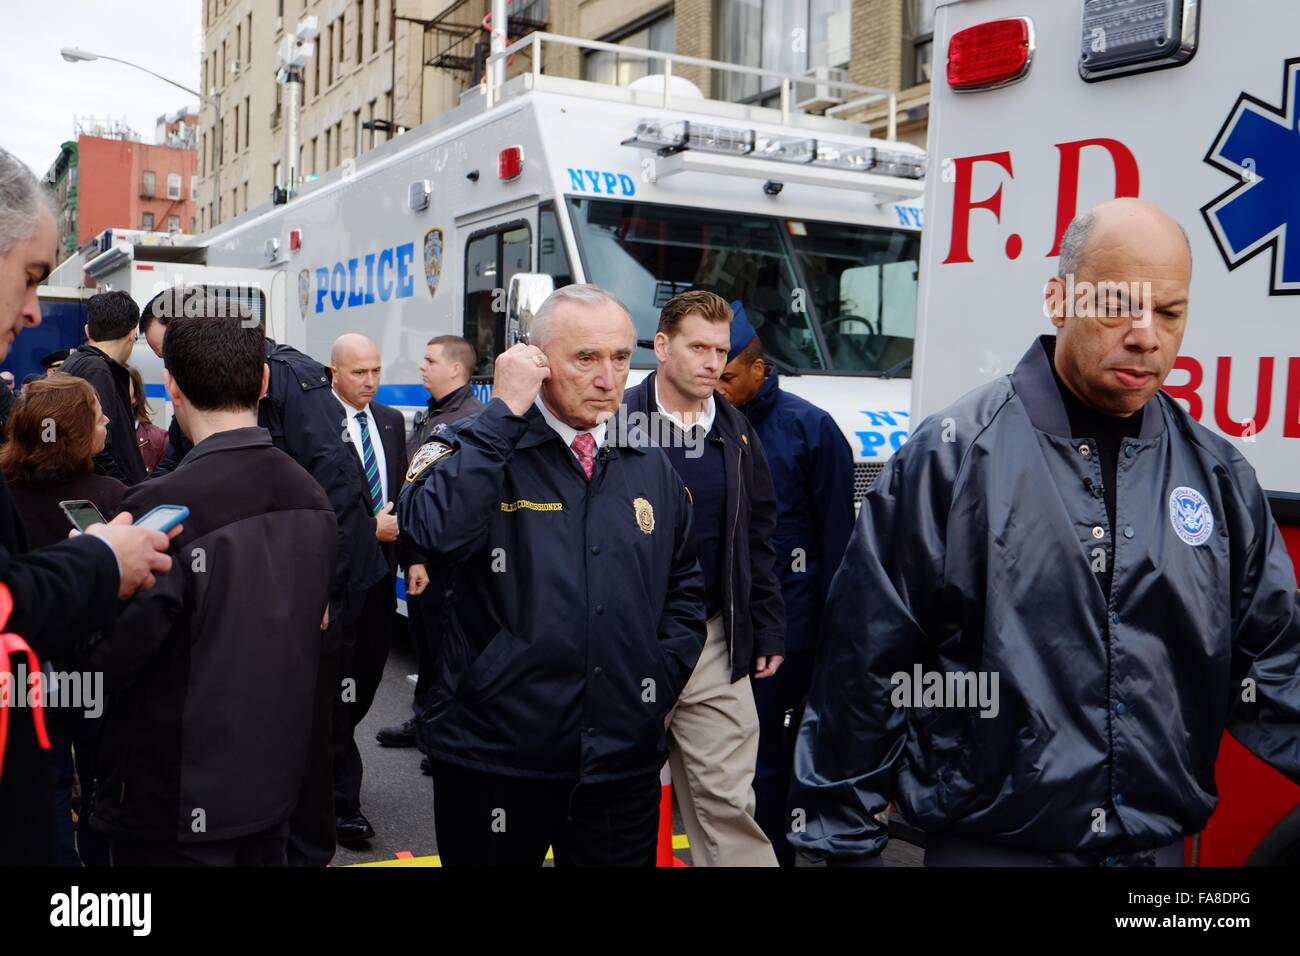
xmin=853 ymin=461 xmax=885 ymax=504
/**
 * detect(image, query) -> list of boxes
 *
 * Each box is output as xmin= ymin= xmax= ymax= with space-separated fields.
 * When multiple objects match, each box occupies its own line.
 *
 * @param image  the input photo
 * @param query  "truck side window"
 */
xmin=539 ymin=204 xmax=574 ymax=287
xmin=463 ymin=220 xmax=533 ymax=377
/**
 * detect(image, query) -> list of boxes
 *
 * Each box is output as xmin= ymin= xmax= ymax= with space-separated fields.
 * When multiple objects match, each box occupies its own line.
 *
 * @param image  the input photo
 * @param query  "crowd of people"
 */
xmin=3 ymin=139 xmax=1300 ymax=868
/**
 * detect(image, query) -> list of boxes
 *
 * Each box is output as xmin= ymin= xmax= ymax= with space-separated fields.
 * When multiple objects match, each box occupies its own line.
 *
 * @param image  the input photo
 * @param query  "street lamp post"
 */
xmin=60 ymin=46 xmax=222 ymax=226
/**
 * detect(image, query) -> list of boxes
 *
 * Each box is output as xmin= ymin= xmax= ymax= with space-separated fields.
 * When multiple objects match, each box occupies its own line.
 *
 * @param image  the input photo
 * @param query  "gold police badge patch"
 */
xmin=405 ymin=440 xmax=453 ymax=483
xmin=633 ymin=497 xmax=654 ymax=535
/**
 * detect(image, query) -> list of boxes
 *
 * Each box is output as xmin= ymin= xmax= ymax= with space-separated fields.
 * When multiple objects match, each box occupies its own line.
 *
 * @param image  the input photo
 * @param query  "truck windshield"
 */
xmin=565 ymin=196 xmax=920 ymax=374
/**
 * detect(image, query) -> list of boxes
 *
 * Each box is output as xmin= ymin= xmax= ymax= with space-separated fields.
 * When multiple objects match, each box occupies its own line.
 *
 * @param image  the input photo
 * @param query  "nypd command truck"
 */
xmin=916 ymin=0 xmax=1300 ymax=865
xmin=61 ymin=32 xmax=926 ymax=513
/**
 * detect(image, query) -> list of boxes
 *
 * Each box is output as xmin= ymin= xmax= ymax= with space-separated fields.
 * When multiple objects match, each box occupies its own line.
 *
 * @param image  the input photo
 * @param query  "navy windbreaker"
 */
xmin=738 ymin=369 xmax=854 ymax=653
xmin=790 ymin=337 xmax=1300 ymax=861
xmin=397 ymin=398 xmax=707 ymax=782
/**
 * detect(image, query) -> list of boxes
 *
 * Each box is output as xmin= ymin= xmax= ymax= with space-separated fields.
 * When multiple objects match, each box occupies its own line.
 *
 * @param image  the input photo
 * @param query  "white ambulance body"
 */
xmin=916 ymin=0 xmax=1300 ymax=866
xmin=152 ymin=34 xmax=926 ymax=500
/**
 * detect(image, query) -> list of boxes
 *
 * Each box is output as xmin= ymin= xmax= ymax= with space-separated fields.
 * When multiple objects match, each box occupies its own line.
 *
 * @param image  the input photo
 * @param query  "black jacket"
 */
xmin=405 ymin=384 xmax=485 ymax=457
xmin=85 ymin=427 xmax=336 ymax=842
xmin=152 ymin=340 xmax=387 ymax=598
xmin=60 ymin=344 xmax=147 ymax=485
xmin=791 ymin=338 xmax=1300 ymax=863
xmin=0 ymin=474 xmax=122 ymax=865
xmin=400 ymin=384 xmax=484 ymax=570
xmin=623 ymin=373 xmax=786 ymax=681
xmin=397 ymin=398 xmax=707 ymax=782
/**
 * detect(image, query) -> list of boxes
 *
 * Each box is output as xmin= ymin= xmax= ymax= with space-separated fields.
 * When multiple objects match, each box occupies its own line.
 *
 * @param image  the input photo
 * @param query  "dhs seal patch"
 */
xmin=1168 ymin=486 xmax=1213 ymax=546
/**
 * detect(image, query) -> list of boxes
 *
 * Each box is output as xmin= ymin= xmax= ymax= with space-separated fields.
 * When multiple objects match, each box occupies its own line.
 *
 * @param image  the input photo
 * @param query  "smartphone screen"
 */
xmin=60 ymin=499 xmax=107 ymax=532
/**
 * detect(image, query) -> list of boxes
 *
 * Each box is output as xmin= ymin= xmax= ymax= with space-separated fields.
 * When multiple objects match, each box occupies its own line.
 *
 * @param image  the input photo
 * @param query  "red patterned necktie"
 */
xmin=571 ymin=432 xmax=597 ymax=480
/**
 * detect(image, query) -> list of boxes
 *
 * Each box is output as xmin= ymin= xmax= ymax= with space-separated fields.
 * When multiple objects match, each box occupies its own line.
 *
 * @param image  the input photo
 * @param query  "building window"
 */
xmin=326 ymin=20 xmax=334 ymax=84
xmin=354 ymin=108 xmax=363 ymax=156
xmin=583 ymin=13 xmax=675 ymax=87
xmin=141 ymin=170 xmax=156 ymax=197
xmin=234 ymin=104 xmax=241 ymax=151
xmin=357 ymin=0 xmax=364 ymax=64
xmin=142 ymin=212 xmax=155 ymax=231
xmin=716 ymin=0 xmax=852 ymax=103
xmin=368 ymin=99 xmax=377 ymax=148
xmin=311 ymin=136 xmax=318 ymax=174
xmin=385 ymin=91 xmax=393 ymax=135
xmin=247 ymin=12 xmax=253 ymax=62
xmin=273 ymin=160 xmax=280 ymax=187
xmin=235 ymin=24 xmax=241 ymax=70
xmin=167 ymin=173 xmax=182 ymax=199
xmin=388 ymin=0 xmax=395 ymax=43
xmin=313 ymin=35 xmax=321 ymax=95
xmin=904 ymin=0 xmax=937 ymax=88
xmin=334 ymin=121 xmax=343 ymax=166
xmin=191 ymin=174 xmax=199 ymax=200
xmin=372 ymin=0 xmax=380 ymax=54
xmin=191 ymin=216 xmax=196 ymax=233
xmin=244 ymin=95 xmax=251 ymax=147
xmin=168 ymin=215 xmax=181 ymax=233
xmin=324 ymin=128 xmax=331 ymax=170
xmin=221 ymin=39 xmax=226 ymax=86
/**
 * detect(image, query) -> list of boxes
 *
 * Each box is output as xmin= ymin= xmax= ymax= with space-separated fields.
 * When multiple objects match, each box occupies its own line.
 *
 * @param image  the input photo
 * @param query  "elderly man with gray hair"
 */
xmin=0 ymin=145 xmax=178 ymax=864
xmin=398 ymin=283 xmax=707 ymax=866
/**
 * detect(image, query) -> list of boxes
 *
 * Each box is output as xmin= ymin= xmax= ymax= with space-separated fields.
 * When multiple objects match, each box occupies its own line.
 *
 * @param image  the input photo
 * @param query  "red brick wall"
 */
xmin=76 ymin=136 xmax=198 ymax=245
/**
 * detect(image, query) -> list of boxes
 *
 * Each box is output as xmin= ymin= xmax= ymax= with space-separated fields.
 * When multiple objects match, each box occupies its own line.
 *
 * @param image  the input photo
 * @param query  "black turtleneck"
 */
xmin=1044 ymin=340 xmax=1145 ymax=597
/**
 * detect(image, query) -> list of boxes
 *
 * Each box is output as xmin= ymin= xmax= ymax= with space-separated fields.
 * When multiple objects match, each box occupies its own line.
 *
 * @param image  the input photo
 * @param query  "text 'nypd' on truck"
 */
xmin=914 ymin=0 xmax=1300 ymax=865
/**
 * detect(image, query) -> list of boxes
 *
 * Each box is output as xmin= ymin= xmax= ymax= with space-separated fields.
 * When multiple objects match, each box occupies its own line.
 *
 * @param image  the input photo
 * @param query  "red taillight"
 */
xmin=498 ymin=145 xmax=524 ymax=181
xmin=947 ymin=17 xmax=1033 ymax=92
xmin=289 ymin=229 xmax=302 ymax=251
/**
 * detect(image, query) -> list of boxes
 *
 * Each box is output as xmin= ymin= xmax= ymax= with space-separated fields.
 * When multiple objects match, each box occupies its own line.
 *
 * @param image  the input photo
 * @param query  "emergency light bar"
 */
xmin=623 ymin=119 xmax=925 ymax=180
xmin=1079 ymin=0 xmax=1200 ymax=82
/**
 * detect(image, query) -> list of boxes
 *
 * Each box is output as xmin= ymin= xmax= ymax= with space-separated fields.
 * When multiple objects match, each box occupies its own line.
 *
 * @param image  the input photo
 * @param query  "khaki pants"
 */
xmin=666 ymin=615 xmax=777 ymax=867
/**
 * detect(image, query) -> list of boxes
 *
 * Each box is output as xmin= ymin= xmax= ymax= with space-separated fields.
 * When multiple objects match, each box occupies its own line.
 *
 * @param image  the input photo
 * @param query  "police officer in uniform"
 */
xmin=716 ymin=303 xmax=855 ymax=866
xmin=378 ymin=334 xmax=483 ymax=752
xmin=398 ymin=284 xmax=706 ymax=866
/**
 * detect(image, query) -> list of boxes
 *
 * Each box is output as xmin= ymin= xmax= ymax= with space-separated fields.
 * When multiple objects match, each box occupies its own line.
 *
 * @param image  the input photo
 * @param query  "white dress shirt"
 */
xmin=337 ymin=392 xmax=389 ymax=506
xmin=654 ymin=376 xmax=716 ymax=435
xmin=534 ymin=395 xmax=606 ymax=460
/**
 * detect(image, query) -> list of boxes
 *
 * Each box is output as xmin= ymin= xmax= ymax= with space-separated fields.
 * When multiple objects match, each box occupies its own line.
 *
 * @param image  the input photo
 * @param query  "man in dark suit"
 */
xmin=328 ymin=333 xmax=408 ymax=844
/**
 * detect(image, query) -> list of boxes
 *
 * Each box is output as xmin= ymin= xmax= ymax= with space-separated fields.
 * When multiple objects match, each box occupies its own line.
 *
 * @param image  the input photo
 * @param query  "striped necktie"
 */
xmin=356 ymin=411 xmax=383 ymax=514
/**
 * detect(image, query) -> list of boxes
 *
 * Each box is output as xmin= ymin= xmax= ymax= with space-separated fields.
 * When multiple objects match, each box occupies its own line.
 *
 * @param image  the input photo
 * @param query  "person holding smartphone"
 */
xmin=0 ymin=145 xmax=179 ymax=866
xmin=0 ymin=374 xmax=125 ymax=867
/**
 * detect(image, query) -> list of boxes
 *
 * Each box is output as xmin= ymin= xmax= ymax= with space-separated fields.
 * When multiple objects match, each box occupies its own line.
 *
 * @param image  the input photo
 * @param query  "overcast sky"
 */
xmin=0 ymin=1 xmax=204 ymax=177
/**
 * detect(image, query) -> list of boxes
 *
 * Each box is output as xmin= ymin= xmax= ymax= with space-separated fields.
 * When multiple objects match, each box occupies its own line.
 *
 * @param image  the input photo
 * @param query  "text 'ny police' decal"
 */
xmin=566 ymin=168 xmax=636 ymax=196
xmin=1202 ymin=59 xmax=1300 ymax=295
xmin=315 ymin=242 xmax=417 ymax=314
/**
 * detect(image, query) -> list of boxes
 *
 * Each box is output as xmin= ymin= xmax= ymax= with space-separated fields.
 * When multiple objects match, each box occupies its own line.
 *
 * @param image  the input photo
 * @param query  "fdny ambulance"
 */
xmin=65 ymin=32 xmax=927 ymax=508
xmin=916 ymin=0 xmax=1300 ymax=864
